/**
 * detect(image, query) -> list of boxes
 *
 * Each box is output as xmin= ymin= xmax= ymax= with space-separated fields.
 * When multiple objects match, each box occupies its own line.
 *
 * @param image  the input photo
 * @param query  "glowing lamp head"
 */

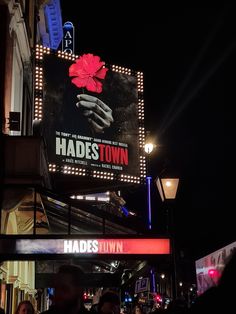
xmin=155 ymin=177 xmax=179 ymax=201
xmin=144 ymin=143 xmax=154 ymax=154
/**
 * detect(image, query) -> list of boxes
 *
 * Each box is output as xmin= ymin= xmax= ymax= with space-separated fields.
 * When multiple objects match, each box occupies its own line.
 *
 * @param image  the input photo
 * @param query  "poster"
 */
xmin=40 ymin=52 xmax=145 ymax=183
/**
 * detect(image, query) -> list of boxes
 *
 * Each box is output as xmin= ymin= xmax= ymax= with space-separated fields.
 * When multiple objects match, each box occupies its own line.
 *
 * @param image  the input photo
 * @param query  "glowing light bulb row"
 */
xmin=62 ymin=165 xmax=86 ymax=176
xmin=137 ymin=71 xmax=144 ymax=92
xmin=139 ymin=126 xmax=145 ymax=148
xmin=92 ymin=170 xmax=114 ymax=180
xmin=34 ymin=96 xmax=43 ymax=120
xmin=139 ymin=155 xmax=146 ymax=178
xmin=35 ymin=66 xmax=43 ymax=90
xmin=57 ymin=50 xmax=79 ymax=61
xmin=138 ymin=99 xmax=145 ymax=120
xmin=120 ymin=174 xmax=140 ymax=184
xmin=49 ymin=163 xmax=145 ymax=184
xmin=111 ymin=65 xmax=132 ymax=75
xmin=35 ymin=45 xmax=50 ymax=59
xmin=49 ymin=164 xmax=58 ymax=172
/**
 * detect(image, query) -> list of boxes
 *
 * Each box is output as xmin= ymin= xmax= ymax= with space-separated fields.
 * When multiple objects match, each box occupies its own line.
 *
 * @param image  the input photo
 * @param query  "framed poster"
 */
xmin=34 ymin=46 xmax=146 ymax=185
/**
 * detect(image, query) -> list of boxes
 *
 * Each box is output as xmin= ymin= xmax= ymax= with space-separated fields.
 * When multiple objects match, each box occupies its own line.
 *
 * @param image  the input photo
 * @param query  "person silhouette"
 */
xmin=41 ymin=265 xmax=87 ymax=314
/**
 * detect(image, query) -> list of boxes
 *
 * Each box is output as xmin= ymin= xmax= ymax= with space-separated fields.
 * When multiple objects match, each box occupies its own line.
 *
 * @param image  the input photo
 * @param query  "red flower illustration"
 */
xmin=69 ymin=53 xmax=108 ymax=93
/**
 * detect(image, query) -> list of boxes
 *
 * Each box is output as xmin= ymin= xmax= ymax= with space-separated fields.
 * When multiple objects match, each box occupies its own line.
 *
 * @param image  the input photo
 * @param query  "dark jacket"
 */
xmin=41 ymin=305 xmax=88 ymax=314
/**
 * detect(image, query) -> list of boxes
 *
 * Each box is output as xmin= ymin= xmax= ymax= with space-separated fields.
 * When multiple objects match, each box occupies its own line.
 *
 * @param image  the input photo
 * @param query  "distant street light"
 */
xmin=161 ymin=273 xmax=165 ymax=279
xmin=179 ymin=282 xmax=183 ymax=287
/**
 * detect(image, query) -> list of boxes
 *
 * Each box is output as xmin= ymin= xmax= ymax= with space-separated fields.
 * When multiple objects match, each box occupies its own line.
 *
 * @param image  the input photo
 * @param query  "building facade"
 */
xmin=0 ymin=1 xmax=63 ymax=312
xmin=0 ymin=2 xmax=173 ymax=313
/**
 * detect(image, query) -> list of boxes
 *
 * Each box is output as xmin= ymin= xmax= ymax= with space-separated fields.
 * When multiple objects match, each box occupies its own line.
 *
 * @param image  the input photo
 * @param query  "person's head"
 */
xmin=133 ymin=305 xmax=142 ymax=314
xmin=98 ymin=292 xmax=120 ymax=314
xmin=15 ymin=301 xmax=34 ymax=314
xmin=54 ymin=265 xmax=84 ymax=310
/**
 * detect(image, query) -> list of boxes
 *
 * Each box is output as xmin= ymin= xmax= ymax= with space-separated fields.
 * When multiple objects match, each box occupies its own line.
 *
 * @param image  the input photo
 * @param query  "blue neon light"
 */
xmin=150 ymin=269 xmax=156 ymax=293
xmin=146 ymin=176 xmax=152 ymax=230
xmin=121 ymin=206 xmax=129 ymax=217
xmin=44 ymin=0 xmax=63 ymax=49
xmin=63 ymin=21 xmax=74 ymax=29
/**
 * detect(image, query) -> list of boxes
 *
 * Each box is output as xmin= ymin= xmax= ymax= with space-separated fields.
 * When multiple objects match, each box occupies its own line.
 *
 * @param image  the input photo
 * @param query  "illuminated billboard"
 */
xmin=34 ymin=46 xmax=146 ymax=184
xmin=0 ymin=238 xmax=170 ymax=256
xmin=195 ymin=241 xmax=236 ymax=294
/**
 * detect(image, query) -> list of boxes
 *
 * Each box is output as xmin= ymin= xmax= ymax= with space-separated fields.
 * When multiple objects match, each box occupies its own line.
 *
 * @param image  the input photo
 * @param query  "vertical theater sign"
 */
xmin=62 ymin=21 xmax=75 ymax=54
xmin=34 ymin=45 xmax=146 ymax=185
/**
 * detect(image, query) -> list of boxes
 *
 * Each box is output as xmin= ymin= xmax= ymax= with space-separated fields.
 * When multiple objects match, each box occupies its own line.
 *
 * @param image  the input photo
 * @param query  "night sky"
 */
xmin=60 ymin=3 xmax=235 ymax=260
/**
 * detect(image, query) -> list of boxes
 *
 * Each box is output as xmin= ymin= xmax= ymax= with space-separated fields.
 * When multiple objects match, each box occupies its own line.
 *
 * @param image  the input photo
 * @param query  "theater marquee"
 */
xmin=14 ymin=238 xmax=170 ymax=255
xmin=34 ymin=46 xmax=146 ymax=184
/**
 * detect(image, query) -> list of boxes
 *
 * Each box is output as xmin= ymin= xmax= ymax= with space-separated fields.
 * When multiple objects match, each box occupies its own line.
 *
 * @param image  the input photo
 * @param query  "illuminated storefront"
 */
xmin=0 ymin=261 xmax=35 ymax=314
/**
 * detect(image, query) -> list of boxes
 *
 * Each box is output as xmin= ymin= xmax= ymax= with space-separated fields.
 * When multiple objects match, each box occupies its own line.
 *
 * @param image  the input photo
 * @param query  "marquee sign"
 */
xmin=13 ymin=238 xmax=170 ymax=255
xmin=34 ymin=45 xmax=146 ymax=184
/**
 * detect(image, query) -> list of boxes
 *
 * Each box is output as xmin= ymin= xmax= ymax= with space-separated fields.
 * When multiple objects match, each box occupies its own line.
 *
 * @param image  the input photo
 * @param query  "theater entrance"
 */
xmin=0 ymin=235 xmax=172 ymax=314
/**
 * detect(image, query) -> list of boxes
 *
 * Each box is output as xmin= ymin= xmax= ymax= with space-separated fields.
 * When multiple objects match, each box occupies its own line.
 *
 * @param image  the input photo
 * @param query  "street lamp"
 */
xmin=155 ymin=175 xmax=179 ymax=301
xmin=155 ymin=177 xmax=179 ymax=202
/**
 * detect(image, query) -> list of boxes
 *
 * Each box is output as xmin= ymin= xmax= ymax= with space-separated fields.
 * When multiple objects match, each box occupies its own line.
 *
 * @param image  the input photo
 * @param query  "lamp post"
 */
xmin=155 ymin=176 xmax=179 ymax=300
xmin=144 ymin=141 xmax=154 ymax=230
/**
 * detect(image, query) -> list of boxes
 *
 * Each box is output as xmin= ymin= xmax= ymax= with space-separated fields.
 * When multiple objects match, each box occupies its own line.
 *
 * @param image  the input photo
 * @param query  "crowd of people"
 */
xmin=1 ymin=251 xmax=235 ymax=314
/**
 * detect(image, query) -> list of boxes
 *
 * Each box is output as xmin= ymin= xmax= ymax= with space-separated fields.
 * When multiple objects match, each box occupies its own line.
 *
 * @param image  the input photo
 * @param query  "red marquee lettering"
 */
xmin=109 ymin=241 xmax=116 ymax=253
xmin=98 ymin=144 xmax=128 ymax=166
xmin=105 ymin=145 xmax=111 ymax=162
xmin=111 ymin=146 xmax=120 ymax=164
xmin=98 ymin=144 xmax=105 ymax=162
xmin=116 ymin=241 xmax=123 ymax=253
xmin=120 ymin=148 xmax=128 ymax=165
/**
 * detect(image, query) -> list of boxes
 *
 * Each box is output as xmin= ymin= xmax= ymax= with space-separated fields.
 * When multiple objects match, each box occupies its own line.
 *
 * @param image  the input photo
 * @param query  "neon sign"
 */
xmin=62 ymin=22 xmax=74 ymax=54
xmin=15 ymin=238 xmax=170 ymax=255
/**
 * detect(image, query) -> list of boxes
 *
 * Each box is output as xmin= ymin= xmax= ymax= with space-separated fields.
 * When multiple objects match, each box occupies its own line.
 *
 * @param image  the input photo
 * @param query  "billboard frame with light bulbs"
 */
xmin=34 ymin=45 xmax=146 ymax=185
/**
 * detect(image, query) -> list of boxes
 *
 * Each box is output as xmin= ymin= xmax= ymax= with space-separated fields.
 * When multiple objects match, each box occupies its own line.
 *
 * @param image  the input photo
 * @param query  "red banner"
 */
xmin=97 ymin=239 xmax=170 ymax=254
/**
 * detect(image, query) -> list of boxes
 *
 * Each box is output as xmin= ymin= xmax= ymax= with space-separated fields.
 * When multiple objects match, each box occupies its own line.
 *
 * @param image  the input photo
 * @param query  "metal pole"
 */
xmin=172 ymin=236 xmax=178 ymax=300
xmin=169 ymin=205 xmax=177 ymax=300
xmin=33 ymin=188 xmax=37 ymax=235
xmin=68 ymin=204 xmax=71 ymax=235
xmin=102 ymin=217 xmax=106 ymax=234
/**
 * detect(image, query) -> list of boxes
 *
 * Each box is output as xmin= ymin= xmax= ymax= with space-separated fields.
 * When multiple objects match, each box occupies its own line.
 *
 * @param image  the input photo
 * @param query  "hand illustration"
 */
xmin=76 ymin=94 xmax=114 ymax=133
